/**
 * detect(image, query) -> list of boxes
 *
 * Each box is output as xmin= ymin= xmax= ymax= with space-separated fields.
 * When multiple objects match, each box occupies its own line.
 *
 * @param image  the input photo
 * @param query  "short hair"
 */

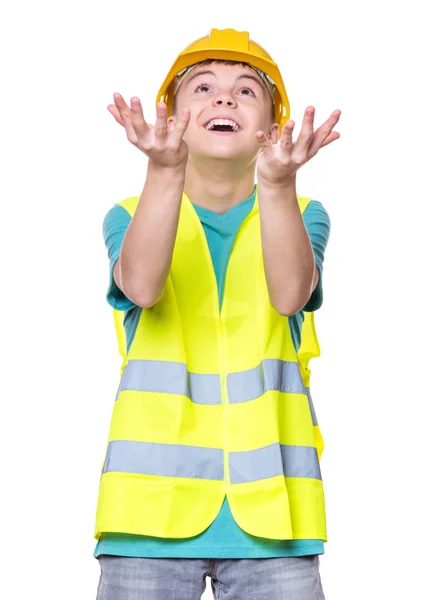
xmin=172 ymin=59 xmax=275 ymax=122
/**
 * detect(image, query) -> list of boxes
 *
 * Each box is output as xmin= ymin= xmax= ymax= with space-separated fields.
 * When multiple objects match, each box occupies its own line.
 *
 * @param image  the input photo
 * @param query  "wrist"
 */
xmin=257 ymin=176 xmax=297 ymax=204
xmin=147 ymin=160 xmax=186 ymax=182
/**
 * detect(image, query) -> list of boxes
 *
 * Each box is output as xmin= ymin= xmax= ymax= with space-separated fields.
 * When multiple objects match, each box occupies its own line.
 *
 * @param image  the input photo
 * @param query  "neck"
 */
xmin=184 ymin=156 xmax=256 ymax=214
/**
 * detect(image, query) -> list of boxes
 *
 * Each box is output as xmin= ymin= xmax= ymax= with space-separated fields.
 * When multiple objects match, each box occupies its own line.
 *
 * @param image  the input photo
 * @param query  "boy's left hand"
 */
xmin=256 ymin=107 xmax=341 ymax=186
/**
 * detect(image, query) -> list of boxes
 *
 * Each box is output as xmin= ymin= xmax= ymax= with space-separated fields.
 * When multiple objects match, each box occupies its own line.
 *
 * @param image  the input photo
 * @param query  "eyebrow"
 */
xmin=186 ymin=69 xmax=265 ymax=92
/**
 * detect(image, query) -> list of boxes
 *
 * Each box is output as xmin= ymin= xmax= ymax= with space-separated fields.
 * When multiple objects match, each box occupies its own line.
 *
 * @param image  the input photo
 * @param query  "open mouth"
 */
xmin=203 ymin=118 xmax=242 ymax=133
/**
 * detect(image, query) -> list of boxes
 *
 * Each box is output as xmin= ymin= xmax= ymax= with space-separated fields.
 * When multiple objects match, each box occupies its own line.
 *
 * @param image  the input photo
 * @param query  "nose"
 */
xmin=212 ymin=93 xmax=237 ymax=108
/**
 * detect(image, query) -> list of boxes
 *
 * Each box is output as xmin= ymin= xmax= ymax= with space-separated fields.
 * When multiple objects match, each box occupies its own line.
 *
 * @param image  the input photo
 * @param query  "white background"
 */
xmin=1 ymin=1 xmax=420 ymax=598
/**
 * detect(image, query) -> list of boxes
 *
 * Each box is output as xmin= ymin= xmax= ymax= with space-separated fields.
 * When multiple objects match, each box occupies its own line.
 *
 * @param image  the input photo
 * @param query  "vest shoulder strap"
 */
xmin=117 ymin=195 xmax=140 ymax=217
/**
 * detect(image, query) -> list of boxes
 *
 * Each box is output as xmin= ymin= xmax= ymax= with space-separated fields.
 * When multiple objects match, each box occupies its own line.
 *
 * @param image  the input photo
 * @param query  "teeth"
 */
xmin=205 ymin=118 xmax=241 ymax=132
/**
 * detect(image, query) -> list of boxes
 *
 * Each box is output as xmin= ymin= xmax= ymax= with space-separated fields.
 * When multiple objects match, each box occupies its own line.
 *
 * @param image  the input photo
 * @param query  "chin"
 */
xmin=190 ymin=141 xmax=257 ymax=162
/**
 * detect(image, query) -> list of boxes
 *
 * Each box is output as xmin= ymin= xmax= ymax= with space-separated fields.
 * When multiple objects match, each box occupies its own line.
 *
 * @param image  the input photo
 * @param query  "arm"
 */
xmin=107 ymin=94 xmax=191 ymax=307
xmin=258 ymin=178 xmax=318 ymax=316
xmin=115 ymin=162 xmax=185 ymax=307
xmin=256 ymin=105 xmax=340 ymax=316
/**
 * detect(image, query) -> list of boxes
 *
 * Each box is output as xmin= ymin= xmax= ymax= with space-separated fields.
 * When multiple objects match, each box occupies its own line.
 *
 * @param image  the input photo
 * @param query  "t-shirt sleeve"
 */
xmin=102 ymin=204 xmax=136 ymax=311
xmin=301 ymin=200 xmax=331 ymax=312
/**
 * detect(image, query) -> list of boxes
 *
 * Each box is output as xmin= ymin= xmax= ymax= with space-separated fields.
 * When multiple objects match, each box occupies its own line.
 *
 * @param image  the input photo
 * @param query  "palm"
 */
xmin=108 ymin=94 xmax=190 ymax=168
xmin=256 ymin=107 xmax=341 ymax=184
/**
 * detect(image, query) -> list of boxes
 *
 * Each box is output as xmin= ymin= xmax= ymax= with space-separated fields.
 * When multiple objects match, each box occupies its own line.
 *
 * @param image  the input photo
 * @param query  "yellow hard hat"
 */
xmin=156 ymin=28 xmax=290 ymax=130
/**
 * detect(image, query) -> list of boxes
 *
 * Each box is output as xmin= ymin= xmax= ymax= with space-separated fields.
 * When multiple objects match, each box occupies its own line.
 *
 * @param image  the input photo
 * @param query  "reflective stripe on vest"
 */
xmin=102 ymin=440 xmax=224 ymax=481
xmin=117 ymin=358 xmax=306 ymax=404
xmin=228 ymin=359 xmax=305 ymax=403
xmin=102 ymin=440 xmax=321 ymax=483
xmin=118 ymin=359 xmax=222 ymax=405
xmin=229 ymin=443 xmax=322 ymax=483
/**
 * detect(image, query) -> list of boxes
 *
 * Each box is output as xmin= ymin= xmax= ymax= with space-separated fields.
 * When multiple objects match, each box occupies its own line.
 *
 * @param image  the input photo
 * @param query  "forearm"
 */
xmin=118 ymin=161 xmax=186 ymax=307
xmin=258 ymin=178 xmax=317 ymax=316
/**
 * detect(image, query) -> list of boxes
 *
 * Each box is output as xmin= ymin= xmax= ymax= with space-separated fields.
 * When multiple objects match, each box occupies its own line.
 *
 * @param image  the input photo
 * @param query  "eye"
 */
xmin=194 ymin=84 xmax=211 ymax=93
xmin=238 ymin=87 xmax=255 ymax=97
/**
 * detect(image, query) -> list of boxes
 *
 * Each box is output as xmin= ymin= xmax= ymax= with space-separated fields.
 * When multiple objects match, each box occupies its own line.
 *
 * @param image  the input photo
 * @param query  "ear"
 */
xmin=268 ymin=123 xmax=280 ymax=143
xmin=167 ymin=115 xmax=177 ymax=132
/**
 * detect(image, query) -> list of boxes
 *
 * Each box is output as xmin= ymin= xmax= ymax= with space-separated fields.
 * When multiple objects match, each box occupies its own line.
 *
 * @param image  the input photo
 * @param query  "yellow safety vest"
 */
xmin=95 ymin=189 xmax=327 ymax=542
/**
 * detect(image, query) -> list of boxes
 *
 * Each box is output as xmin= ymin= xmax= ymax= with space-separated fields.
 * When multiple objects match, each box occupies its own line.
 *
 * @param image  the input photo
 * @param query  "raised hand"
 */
xmin=108 ymin=94 xmax=191 ymax=169
xmin=256 ymin=107 xmax=341 ymax=186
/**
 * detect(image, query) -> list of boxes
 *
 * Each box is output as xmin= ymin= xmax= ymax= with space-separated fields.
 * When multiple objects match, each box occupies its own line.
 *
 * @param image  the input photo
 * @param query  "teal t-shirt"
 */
xmin=95 ymin=186 xmax=330 ymax=559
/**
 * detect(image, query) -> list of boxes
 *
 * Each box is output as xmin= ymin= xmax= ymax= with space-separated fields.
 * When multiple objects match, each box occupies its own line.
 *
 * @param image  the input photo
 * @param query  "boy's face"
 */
xmin=172 ymin=62 xmax=279 ymax=162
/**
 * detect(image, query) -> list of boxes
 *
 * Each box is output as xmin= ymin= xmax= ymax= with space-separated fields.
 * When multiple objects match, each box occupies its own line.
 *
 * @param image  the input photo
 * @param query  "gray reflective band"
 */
xmin=102 ymin=440 xmax=321 ymax=483
xmin=281 ymin=444 xmax=322 ymax=480
xmin=228 ymin=359 xmax=306 ymax=403
xmin=119 ymin=360 xmax=222 ymax=405
xmin=230 ymin=443 xmax=283 ymax=483
xmin=118 ymin=359 xmax=306 ymax=405
xmin=102 ymin=440 xmax=224 ymax=480
xmin=229 ymin=443 xmax=322 ymax=484
xmin=305 ymin=387 xmax=318 ymax=426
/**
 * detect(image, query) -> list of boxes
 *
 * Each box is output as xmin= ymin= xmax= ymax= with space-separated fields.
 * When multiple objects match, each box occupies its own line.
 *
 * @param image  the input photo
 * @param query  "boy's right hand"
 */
xmin=108 ymin=94 xmax=191 ymax=169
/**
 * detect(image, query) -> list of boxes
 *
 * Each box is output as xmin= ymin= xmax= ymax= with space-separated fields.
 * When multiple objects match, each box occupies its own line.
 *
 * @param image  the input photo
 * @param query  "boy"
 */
xmin=94 ymin=28 xmax=340 ymax=600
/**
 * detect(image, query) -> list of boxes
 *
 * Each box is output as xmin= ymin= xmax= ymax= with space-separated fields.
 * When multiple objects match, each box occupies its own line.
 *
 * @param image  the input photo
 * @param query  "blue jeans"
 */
xmin=96 ymin=555 xmax=325 ymax=599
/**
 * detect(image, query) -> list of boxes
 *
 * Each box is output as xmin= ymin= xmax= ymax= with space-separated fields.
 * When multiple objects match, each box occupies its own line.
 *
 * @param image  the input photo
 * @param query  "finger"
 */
xmin=256 ymin=130 xmax=272 ymax=146
xmin=129 ymin=97 xmax=148 ymax=135
xmin=155 ymin=102 xmax=169 ymax=140
xmin=112 ymin=93 xmax=138 ymax=144
xmin=314 ymin=110 xmax=341 ymax=141
xmin=107 ymin=104 xmax=124 ymax=126
xmin=319 ymin=131 xmax=341 ymax=149
xmin=170 ymin=108 xmax=191 ymax=145
xmin=296 ymin=106 xmax=315 ymax=148
xmin=309 ymin=110 xmax=341 ymax=156
xmin=113 ymin=93 xmax=131 ymax=122
xmin=280 ymin=120 xmax=295 ymax=151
